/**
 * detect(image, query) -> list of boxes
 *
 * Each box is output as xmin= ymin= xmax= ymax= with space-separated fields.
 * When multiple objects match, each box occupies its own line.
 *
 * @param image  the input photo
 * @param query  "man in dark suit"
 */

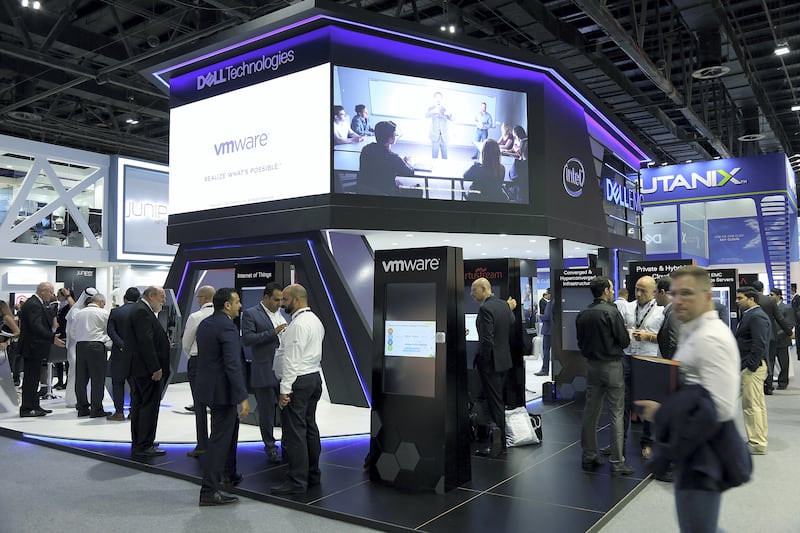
xmin=125 ymin=286 xmax=170 ymax=457
xmin=106 ymin=287 xmax=140 ymax=421
xmin=195 ymin=288 xmax=250 ymax=506
xmin=751 ymin=280 xmax=792 ymax=394
xmin=470 ymin=277 xmax=515 ymax=457
xmin=735 ymin=286 xmax=771 ymax=454
xmin=241 ymin=281 xmax=288 ymax=465
xmin=769 ymin=288 xmax=793 ymax=390
xmin=18 ymin=282 xmax=64 ymax=417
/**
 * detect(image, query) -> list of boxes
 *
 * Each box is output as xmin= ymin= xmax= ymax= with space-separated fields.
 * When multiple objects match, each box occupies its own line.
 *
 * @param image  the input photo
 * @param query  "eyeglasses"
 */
xmin=669 ymin=289 xmax=709 ymax=299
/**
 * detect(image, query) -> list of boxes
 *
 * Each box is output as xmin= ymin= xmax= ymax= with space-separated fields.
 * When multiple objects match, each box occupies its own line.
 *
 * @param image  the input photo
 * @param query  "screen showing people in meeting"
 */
xmin=169 ymin=64 xmax=331 ymax=215
xmin=333 ymin=66 xmax=529 ymax=204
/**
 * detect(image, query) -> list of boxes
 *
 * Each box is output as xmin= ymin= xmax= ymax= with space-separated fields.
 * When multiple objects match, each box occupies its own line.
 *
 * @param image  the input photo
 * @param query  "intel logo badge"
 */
xmin=563 ymin=158 xmax=586 ymax=197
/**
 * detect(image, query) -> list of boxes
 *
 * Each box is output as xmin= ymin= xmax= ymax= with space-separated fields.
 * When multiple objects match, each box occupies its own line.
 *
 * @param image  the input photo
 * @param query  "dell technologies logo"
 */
xmin=382 ymin=258 xmax=440 ymax=273
xmin=196 ymin=50 xmax=295 ymax=90
xmin=563 ymin=158 xmax=586 ymax=197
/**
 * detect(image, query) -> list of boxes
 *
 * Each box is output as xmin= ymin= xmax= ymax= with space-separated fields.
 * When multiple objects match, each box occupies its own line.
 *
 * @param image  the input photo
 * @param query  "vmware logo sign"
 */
xmin=196 ymin=50 xmax=295 ymax=90
xmin=382 ymin=258 xmax=440 ymax=273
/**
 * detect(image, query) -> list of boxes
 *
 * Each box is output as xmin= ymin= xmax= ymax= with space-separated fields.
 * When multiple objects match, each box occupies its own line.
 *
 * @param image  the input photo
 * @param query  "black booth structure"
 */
xmin=0 ymin=2 xmax=658 ymax=532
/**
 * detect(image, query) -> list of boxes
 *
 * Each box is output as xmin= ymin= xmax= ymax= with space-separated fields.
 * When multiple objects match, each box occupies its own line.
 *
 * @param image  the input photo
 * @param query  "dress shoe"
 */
xmin=474 ymin=447 xmax=493 ymax=457
xmin=199 ymin=491 xmax=239 ymax=507
xmin=185 ymin=405 xmax=195 ymax=412
xmin=581 ymin=457 xmax=605 ymax=471
xmin=90 ymin=411 xmax=112 ymax=418
xmin=534 ymin=370 xmax=548 ymax=376
xmin=747 ymin=443 xmax=767 ymax=455
xmin=267 ymin=450 xmax=282 ymax=465
xmin=77 ymin=410 xmax=90 ymax=418
xmin=19 ymin=409 xmax=47 ymax=418
xmin=187 ymin=448 xmax=207 ymax=458
xmin=641 ymin=445 xmax=653 ymax=460
xmin=777 ymin=385 xmax=788 ymax=390
xmin=764 ymin=387 xmax=774 ymax=395
xmin=54 ymin=382 xmax=67 ymax=390
xmin=270 ymin=482 xmax=305 ymax=495
xmin=221 ymin=472 xmax=243 ymax=489
xmin=611 ymin=463 xmax=635 ymax=477
xmin=653 ymin=469 xmax=674 ymax=482
xmin=38 ymin=407 xmax=52 ymax=414
xmin=106 ymin=412 xmax=125 ymax=421
xmin=599 ymin=445 xmax=612 ymax=455
xmin=133 ymin=446 xmax=166 ymax=457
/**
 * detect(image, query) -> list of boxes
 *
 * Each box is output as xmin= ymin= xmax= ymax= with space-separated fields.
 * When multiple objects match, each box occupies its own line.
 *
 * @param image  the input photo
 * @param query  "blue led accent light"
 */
xmin=306 ymin=238 xmax=372 ymax=407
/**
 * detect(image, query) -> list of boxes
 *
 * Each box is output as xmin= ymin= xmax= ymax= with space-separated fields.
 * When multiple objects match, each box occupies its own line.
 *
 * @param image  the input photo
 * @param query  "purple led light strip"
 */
xmin=153 ymin=14 xmax=648 ymax=163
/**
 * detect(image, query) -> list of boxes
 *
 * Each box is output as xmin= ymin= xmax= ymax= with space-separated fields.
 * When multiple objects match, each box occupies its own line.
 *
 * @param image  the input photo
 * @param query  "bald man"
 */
xmin=182 ymin=285 xmax=216 ymax=457
xmin=470 ymin=277 xmax=515 ymax=457
xmin=620 ymin=275 xmax=664 ymax=459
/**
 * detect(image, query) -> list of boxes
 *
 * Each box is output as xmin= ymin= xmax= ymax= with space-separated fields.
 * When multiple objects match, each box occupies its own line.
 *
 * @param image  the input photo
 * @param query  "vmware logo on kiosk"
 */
xmin=563 ymin=158 xmax=586 ymax=197
xmin=382 ymin=258 xmax=440 ymax=273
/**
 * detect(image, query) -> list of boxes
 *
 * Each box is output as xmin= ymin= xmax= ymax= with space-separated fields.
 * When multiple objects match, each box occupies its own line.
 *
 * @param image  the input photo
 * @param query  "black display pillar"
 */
xmin=370 ymin=247 xmax=470 ymax=493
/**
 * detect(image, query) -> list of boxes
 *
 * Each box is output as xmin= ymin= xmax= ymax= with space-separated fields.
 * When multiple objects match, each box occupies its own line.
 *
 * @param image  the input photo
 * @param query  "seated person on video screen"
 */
xmin=333 ymin=105 xmax=365 ymax=145
xmin=351 ymin=104 xmax=375 ymax=137
xmin=506 ymin=126 xmax=529 ymax=202
xmin=465 ymin=139 xmax=506 ymax=202
xmin=497 ymin=123 xmax=514 ymax=152
xmin=357 ymin=121 xmax=415 ymax=195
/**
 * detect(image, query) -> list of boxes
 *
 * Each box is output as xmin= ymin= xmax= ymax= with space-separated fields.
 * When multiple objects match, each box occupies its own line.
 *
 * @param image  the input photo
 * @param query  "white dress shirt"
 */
xmin=69 ymin=303 xmax=111 ymax=348
xmin=623 ymin=299 xmax=664 ymax=357
xmin=274 ymin=307 xmax=324 ymax=395
xmin=262 ymin=303 xmax=287 ymax=330
xmin=181 ymin=302 xmax=214 ymax=357
xmin=674 ymin=310 xmax=740 ymax=421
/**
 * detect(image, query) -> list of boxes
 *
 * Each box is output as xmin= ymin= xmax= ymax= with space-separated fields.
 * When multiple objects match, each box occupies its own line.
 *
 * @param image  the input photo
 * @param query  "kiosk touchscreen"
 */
xmin=382 ymin=282 xmax=437 ymax=398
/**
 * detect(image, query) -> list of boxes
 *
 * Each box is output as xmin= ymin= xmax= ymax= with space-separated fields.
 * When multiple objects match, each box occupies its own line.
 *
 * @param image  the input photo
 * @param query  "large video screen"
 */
xmin=169 ymin=64 xmax=330 ymax=214
xmin=333 ymin=66 xmax=529 ymax=204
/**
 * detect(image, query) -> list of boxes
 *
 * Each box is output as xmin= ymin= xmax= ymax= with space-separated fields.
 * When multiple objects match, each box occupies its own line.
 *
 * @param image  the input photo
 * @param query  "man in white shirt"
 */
xmin=271 ymin=284 xmax=324 ymax=495
xmin=614 ymin=287 xmax=630 ymax=317
xmin=182 ymin=285 xmax=215 ymax=458
xmin=70 ymin=292 xmax=112 ymax=418
xmin=622 ymin=275 xmax=664 ymax=459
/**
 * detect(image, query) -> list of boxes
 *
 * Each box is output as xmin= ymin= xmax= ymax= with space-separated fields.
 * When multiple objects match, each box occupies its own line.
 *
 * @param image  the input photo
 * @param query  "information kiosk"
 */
xmin=370 ymin=246 xmax=470 ymax=493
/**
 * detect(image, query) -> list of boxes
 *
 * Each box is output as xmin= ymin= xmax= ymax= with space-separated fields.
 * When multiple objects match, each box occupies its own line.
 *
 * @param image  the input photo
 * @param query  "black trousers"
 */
xmin=477 ymin=363 xmax=507 ymax=440
xmin=622 ymin=357 xmax=652 ymax=447
xmin=130 ymin=375 xmax=162 ymax=452
xmin=187 ymin=357 xmax=209 ymax=450
xmin=20 ymin=356 xmax=44 ymax=412
xmin=281 ymin=372 xmax=322 ymax=489
xmin=770 ymin=343 xmax=791 ymax=388
xmin=200 ymin=403 xmax=240 ymax=495
xmin=75 ymin=341 xmax=107 ymax=415
xmin=108 ymin=349 xmax=131 ymax=413
xmin=254 ymin=384 xmax=279 ymax=452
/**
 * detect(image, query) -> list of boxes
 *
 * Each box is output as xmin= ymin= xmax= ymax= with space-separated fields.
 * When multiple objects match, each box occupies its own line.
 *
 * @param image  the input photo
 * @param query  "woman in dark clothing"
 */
xmin=465 ymin=139 xmax=506 ymax=202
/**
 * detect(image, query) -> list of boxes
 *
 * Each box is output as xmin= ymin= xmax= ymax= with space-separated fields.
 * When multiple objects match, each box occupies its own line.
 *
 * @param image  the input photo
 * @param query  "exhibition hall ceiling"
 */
xmin=1 ymin=0 xmax=798 ymax=178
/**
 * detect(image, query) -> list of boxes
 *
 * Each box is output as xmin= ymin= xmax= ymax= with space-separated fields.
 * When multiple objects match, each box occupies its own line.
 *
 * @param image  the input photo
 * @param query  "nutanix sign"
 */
xmin=640 ymin=153 xmax=793 ymax=204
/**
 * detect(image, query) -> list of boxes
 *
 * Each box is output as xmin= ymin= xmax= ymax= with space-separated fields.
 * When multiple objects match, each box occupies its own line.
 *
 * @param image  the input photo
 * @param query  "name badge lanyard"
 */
xmin=635 ymin=300 xmax=655 ymax=330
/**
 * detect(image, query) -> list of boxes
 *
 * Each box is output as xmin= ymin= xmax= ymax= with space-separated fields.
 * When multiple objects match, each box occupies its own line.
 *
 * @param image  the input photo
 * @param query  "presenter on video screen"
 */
xmin=426 ymin=91 xmax=453 ymax=159
xmin=357 ymin=121 xmax=415 ymax=196
xmin=332 ymin=105 xmax=364 ymax=145
xmin=472 ymin=102 xmax=494 ymax=159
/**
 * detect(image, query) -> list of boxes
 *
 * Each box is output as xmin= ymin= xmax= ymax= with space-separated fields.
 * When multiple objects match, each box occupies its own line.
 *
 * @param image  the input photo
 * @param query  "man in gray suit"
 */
xmin=241 ymin=282 xmax=288 ymax=464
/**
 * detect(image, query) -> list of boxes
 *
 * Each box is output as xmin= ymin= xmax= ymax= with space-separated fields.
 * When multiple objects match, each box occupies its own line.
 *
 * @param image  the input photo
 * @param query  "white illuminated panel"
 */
xmin=169 ymin=64 xmax=330 ymax=214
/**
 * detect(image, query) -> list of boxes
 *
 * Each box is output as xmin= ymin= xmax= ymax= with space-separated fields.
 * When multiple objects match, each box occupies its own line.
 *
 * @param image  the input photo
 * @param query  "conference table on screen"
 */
xmin=334 ymin=139 xmax=515 ymax=200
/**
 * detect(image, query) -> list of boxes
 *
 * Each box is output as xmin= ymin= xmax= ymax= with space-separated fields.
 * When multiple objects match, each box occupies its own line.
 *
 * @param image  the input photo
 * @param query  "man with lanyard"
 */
xmin=181 ymin=285 xmax=216 ymax=458
xmin=271 ymin=284 xmax=324 ymax=495
xmin=619 ymin=275 xmax=664 ymax=460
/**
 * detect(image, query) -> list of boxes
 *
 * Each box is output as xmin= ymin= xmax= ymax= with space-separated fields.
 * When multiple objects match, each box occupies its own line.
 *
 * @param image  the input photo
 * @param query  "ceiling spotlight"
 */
xmin=125 ymin=117 xmax=139 ymax=125
xmin=20 ymin=0 xmax=40 ymax=8
xmin=449 ymin=25 xmax=456 ymax=33
xmin=440 ymin=25 xmax=446 ymax=32
xmin=791 ymin=104 xmax=800 ymax=112
xmin=685 ymin=160 xmax=693 ymax=163
xmin=775 ymin=43 xmax=790 ymax=56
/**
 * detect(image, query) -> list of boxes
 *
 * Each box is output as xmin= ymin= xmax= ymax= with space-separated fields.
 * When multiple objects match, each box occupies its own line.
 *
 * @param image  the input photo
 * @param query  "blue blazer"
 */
xmin=735 ymin=306 xmax=770 ymax=372
xmin=240 ymin=304 xmax=288 ymax=388
xmin=540 ymin=299 xmax=553 ymax=336
xmin=195 ymin=311 xmax=248 ymax=406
